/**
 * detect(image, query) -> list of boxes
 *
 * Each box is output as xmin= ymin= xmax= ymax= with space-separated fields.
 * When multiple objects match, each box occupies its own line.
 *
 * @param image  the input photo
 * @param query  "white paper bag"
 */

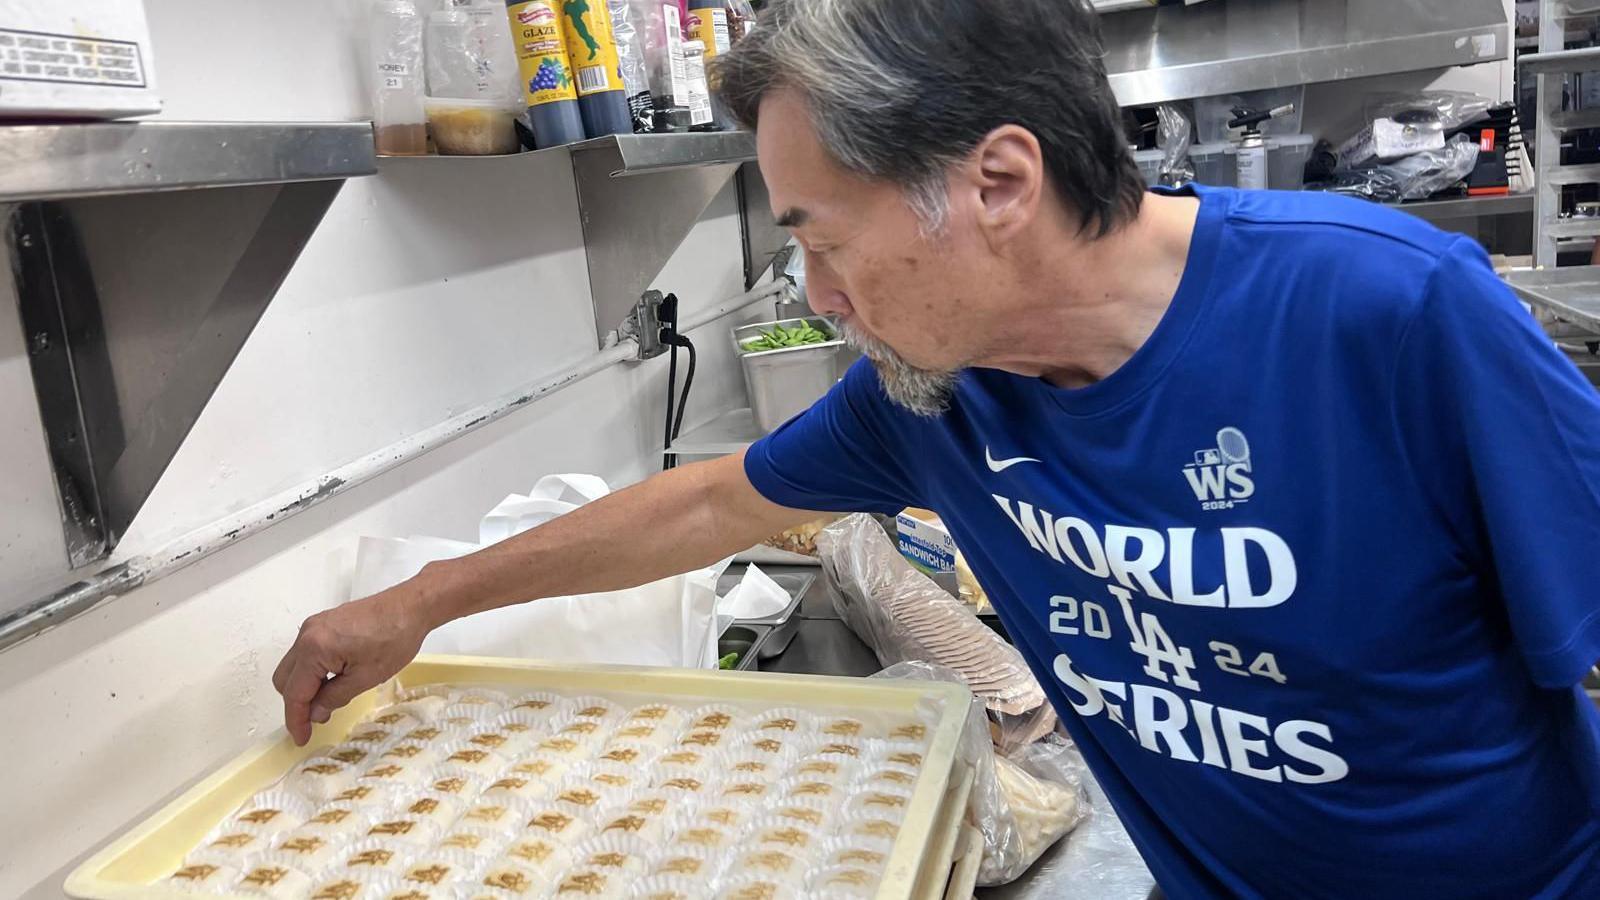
xmin=350 ymin=474 xmax=728 ymax=668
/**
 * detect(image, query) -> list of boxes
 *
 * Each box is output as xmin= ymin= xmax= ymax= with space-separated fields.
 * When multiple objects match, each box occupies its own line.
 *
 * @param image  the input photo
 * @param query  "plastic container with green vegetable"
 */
xmin=733 ymin=316 xmax=845 ymax=433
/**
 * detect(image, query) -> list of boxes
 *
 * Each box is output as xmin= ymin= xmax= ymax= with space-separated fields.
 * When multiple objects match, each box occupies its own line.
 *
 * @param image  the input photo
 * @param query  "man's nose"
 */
xmin=804 ymin=269 xmax=852 ymax=318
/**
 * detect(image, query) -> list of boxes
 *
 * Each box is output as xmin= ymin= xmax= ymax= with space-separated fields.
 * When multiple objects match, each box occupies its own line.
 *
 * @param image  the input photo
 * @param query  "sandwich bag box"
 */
xmin=0 ymin=0 xmax=160 ymax=118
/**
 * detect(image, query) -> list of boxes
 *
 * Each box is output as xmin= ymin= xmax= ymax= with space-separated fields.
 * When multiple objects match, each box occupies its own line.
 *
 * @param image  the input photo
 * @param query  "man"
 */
xmin=275 ymin=0 xmax=1600 ymax=895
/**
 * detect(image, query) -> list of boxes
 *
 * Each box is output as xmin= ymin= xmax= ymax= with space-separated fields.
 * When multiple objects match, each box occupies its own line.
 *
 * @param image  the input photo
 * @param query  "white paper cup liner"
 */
xmin=166 ymin=858 xmax=244 ymax=890
xmin=481 ymin=770 xmax=556 ymax=803
xmin=373 ymin=739 xmax=444 ymax=769
xmin=354 ymin=758 xmax=433 ymax=791
xmin=739 ymin=816 xmax=826 ymax=861
xmin=784 ymin=754 xmax=858 ymax=785
xmin=522 ymin=804 xmax=597 ymax=845
xmin=433 ymin=738 xmax=508 ymax=776
xmin=622 ymin=702 xmax=688 ymax=730
xmin=188 ymin=828 xmax=272 ymax=865
xmin=720 ymin=752 xmax=787 ymax=785
xmin=420 ymin=764 xmax=488 ymax=800
xmin=457 ymin=796 xmax=532 ymax=831
xmin=551 ymin=866 xmax=626 ymax=899
xmin=691 ymin=803 xmax=757 ymax=833
xmin=608 ymin=788 xmax=687 ymax=822
xmin=652 ymin=747 xmax=719 ymax=777
xmin=837 ymin=812 xmax=902 ymax=844
xmin=625 ymin=874 xmax=702 ymax=900
xmin=477 ymin=859 xmax=553 ymax=897
xmin=674 ymin=727 xmax=730 ymax=751
xmin=716 ymin=845 xmax=808 ymax=881
xmin=730 ymin=734 xmax=801 ymax=764
xmin=453 ymin=687 xmax=510 ymax=708
xmin=647 ymin=843 xmax=719 ymax=879
xmin=565 ymin=696 xmax=625 ymax=722
xmin=571 ymin=833 xmax=655 ymax=878
xmin=815 ymin=716 xmax=867 ymax=739
xmin=653 ymin=770 xmax=722 ymax=801
xmin=715 ymin=778 xmax=777 ymax=805
xmin=234 ymin=851 xmax=318 ymax=896
xmin=396 ymin=684 xmax=458 ymax=703
xmin=868 ymin=741 xmax=928 ymax=772
xmin=749 ymin=708 xmax=814 ymax=737
xmin=842 ymin=786 xmax=913 ymax=824
xmin=436 ymin=824 xmax=511 ymax=858
xmin=285 ymin=759 xmax=363 ymax=805
xmin=344 ymin=724 xmax=402 ymax=751
xmin=776 ymin=775 xmax=848 ymax=809
xmin=685 ymin=703 xmax=742 ymax=732
xmin=592 ymin=741 xmax=658 ymax=769
xmin=363 ymin=705 xmax=423 ymax=731
xmin=396 ymin=848 xmax=486 ymax=889
xmin=803 ymin=736 xmax=867 ymax=763
xmin=709 ymin=876 xmax=798 ymax=900
xmin=333 ymin=837 xmax=417 ymax=876
xmin=581 ymin=762 xmax=649 ymax=795
xmin=437 ymin=702 xmax=501 ymax=726
xmin=550 ymin=779 xmax=619 ymax=818
xmin=533 ymin=733 xmax=594 ymax=759
xmin=503 ymin=752 xmax=574 ymax=785
xmin=305 ymin=870 xmax=398 ymax=900
xmin=361 ymin=815 xmax=442 ymax=847
xmin=326 ymin=743 xmax=379 ymax=769
xmin=858 ymin=764 xmax=920 ymax=793
xmin=329 ymin=779 xmax=407 ymax=810
xmin=593 ymin=807 xmax=675 ymax=844
xmin=225 ymin=788 xmax=315 ymax=836
xmin=764 ymin=798 xmax=835 ymax=832
xmin=390 ymin=694 xmax=450 ymax=723
xmin=817 ymin=835 xmax=895 ymax=872
xmin=288 ymin=804 xmax=379 ymax=843
xmin=501 ymin=834 xmax=574 ymax=880
xmin=664 ymin=821 xmax=735 ymax=853
xmin=878 ymin=717 xmax=932 ymax=745
xmin=506 ymin=692 xmax=571 ymax=720
xmin=805 ymin=863 xmax=882 ymax=898
xmin=388 ymin=791 xmax=464 ymax=830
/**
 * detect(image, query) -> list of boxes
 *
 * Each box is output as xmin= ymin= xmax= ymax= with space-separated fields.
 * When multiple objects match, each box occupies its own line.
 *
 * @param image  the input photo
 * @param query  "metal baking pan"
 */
xmin=718 ymin=622 xmax=772 ymax=671
xmin=719 ymin=568 xmax=816 ymax=659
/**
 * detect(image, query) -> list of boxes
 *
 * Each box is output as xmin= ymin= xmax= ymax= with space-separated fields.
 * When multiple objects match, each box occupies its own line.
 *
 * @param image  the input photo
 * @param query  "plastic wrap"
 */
xmin=1156 ymin=103 xmax=1195 ymax=188
xmin=817 ymin=514 xmax=1045 ymax=719
xmin=869 ymin=662 xmax=1085 ymax=886
xmin=1310 ymin=135 xmax=1481 ymax=203
xmin=1366 ymin=90 xmax=1494 ymax=133
xmin=608 ymin=0 xmax=655 ymax=131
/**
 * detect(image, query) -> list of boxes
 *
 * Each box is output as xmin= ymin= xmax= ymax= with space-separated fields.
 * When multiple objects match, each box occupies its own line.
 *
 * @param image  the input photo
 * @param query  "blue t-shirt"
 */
xmin=745 ymin=185 xmax=1600 ymax=899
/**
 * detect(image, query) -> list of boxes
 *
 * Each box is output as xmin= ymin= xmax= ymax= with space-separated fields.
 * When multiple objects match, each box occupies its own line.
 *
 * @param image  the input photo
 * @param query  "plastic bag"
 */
xmin=870 ymin=662 xmax=1085 ymax=886
xmin=1366 ymin=90 xmax=1494 ymax=133
xmin=1156 ymin=103 xmax=1195 ymax=188
xmin=818 ymin=515 xmax=1046 ymax=719
xmin=608 ymin=0 xmax=655 ymax=132
xmin=1311 ymin=134 xmax=1481 ymax=203
xmin=425 ymin=0 xmax=521 ymax=105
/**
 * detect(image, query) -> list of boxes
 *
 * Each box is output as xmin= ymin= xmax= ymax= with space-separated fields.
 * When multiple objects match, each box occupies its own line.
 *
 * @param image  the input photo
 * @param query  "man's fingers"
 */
xmin=280 ymin=649 xmax=332 ymax=746
xmin=311 ymin=670 xmax=376 ymax=723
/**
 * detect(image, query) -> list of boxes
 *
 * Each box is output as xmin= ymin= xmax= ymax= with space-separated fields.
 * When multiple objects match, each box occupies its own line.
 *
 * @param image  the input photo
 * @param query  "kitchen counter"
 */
xmin=742 ymin=563 xmax=1157 ymax=900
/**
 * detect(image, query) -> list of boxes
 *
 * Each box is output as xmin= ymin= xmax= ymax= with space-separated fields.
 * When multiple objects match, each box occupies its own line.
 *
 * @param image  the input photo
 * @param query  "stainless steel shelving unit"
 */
xmin=0 ymin=120 xmax=377 ymax=201
xmin=1100 ymin=0 xmax=1509 ymax=107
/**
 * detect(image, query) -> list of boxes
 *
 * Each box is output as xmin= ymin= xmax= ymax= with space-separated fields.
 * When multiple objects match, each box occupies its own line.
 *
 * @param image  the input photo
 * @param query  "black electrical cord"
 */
xmin=659 ymin=294 xmax=697 ymax=471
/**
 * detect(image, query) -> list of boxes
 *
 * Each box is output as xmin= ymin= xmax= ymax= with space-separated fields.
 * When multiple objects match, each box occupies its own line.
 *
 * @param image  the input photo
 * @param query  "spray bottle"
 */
xmin=1229 ymin=104 xmax=1295 ymax=191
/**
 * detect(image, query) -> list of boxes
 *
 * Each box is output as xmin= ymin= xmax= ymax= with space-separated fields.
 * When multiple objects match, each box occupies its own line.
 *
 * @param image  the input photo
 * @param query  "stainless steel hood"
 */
xmin=1102 ymin=0 xmax=1511 ymax=108
xmin=3 ymin=121 xmax=376 ymax=568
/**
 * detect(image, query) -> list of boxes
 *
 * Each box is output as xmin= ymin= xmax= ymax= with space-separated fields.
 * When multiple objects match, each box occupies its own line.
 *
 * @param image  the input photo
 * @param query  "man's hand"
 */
xmin=272 ymin=586 xmax=431 ymax=746
xmin=269 ymin=454 xmax=816 ymax=744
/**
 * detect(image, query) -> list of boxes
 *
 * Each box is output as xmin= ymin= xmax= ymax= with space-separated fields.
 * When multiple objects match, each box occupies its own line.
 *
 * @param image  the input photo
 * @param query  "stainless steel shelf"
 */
xmin=0 ymin=121 xmax=377 ymax=202
xmin=1519 ymin=45 xmax=1600 ymax=75
xmin=1505 ymin=267 xmax=1600 ymax=331
xmin=666 ymin=407 xmax=765 ymax=456
xmin=1388 ymin=194 xmax=1535 ymax=222
xmin=387 ymin=131 xmax=756 ymax=175
xmin=1102 ymin=0 xmax=1509 ymax=107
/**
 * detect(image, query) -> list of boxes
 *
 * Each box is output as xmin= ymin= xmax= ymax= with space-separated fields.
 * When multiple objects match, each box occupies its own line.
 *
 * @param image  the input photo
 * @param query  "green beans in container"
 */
xmin=733 ymin=317 xmax=846 ymax=432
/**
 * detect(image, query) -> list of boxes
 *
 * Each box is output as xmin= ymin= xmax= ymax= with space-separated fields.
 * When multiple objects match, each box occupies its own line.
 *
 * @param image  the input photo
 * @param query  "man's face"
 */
xmin=756 ymin=89 xmax=996 ymax=414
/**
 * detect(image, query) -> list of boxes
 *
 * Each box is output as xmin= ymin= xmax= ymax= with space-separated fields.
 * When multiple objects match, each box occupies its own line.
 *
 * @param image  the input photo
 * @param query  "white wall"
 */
xmin=0 ymin=1 xmax=762 ymax=895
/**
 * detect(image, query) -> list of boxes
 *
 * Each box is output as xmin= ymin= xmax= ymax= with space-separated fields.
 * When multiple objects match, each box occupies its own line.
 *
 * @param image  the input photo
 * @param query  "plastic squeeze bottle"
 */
xmin=559 ymin=0 xmax=633 ymax=137
xmin=506 ymin=0 xmax=587 ymax=147
xmin=372 ymin=0 xmax=428 ymax=155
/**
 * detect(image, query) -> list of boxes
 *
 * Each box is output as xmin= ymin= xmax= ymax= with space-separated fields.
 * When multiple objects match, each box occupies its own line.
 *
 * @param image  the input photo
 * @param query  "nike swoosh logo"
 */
xmin=985 ymin=447 xmax=1040 ymax=473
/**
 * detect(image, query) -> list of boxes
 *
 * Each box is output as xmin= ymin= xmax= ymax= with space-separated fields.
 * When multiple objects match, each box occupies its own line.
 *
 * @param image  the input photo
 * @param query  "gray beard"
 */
xmin=841 ymin=321 xmax=958 ymax=418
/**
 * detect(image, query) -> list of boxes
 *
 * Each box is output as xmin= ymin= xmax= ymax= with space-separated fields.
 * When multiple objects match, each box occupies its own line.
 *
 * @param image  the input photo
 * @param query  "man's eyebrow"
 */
xmin=775 ymin=208 xmax=809 ymax=228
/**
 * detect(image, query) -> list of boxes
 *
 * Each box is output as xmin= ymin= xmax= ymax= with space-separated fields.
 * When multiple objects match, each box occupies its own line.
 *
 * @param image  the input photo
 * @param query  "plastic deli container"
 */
xmin=734 ymin=317 xmax=846 ymax=433
xmin=65 ymin=655 xmax=975 ymax=900
xmin=425 ymin=97 xmax=521 ymax=155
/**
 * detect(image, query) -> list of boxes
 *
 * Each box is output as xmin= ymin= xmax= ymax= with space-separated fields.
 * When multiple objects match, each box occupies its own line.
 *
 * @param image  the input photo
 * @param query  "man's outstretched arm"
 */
xmin=272 ymin=451 xmax=815 ymax=744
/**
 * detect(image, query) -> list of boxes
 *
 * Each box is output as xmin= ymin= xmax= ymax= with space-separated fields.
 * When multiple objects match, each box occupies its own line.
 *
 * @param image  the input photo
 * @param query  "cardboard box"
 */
xmin=0 ymin=0 xmax=161 ymax=119
xmin=1335 ymin=116 xmax=1444 ymax=170
xmin=897 ymin=509 xmax=957 ymax=575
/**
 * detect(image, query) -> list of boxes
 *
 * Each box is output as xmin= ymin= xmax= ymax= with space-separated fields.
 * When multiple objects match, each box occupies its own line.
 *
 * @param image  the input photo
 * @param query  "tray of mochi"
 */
xmin=66 ymin=654 xmax=976 ymax=900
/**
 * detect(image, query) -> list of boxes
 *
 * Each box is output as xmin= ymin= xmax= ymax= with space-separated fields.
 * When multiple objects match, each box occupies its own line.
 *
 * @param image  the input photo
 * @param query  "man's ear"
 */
xmin=967 ymin=124 xmax=1044 ymax=250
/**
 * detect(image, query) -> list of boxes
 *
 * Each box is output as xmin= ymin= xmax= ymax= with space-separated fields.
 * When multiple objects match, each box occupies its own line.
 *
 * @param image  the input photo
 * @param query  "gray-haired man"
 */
xmin=277 ymin=2 xmax=1600 ymax=895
